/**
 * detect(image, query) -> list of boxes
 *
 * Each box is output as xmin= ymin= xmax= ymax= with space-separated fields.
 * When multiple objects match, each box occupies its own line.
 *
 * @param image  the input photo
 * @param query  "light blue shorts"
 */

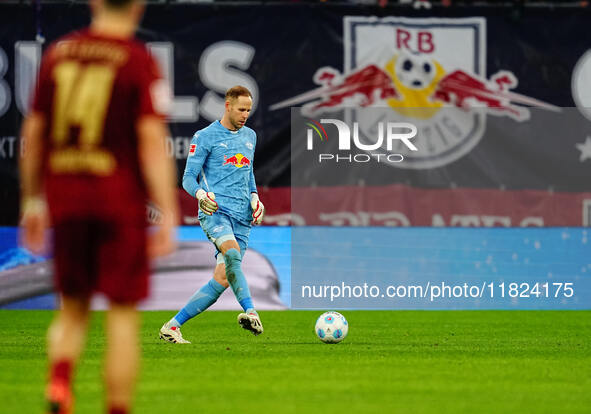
xmin=199 ymin=213 xmax=251 ymax=264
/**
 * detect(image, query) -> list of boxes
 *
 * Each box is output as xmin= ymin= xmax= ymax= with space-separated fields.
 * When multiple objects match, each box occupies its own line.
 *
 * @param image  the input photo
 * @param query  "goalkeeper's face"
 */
xmin=226 ymin=95 xmax=252 ymax=131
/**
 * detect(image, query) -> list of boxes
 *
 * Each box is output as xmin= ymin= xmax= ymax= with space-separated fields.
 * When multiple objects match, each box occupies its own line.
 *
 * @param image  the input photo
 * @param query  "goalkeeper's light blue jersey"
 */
xmin=183 ymin=120 xmax=258 ymax=223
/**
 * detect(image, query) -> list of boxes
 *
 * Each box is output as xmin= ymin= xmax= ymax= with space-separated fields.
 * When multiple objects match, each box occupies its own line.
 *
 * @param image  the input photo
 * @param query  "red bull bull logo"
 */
xmin=271 ymin=17 xmax=560 ymax=169
xmin=223 ymin=153 xmax=250 ymax=168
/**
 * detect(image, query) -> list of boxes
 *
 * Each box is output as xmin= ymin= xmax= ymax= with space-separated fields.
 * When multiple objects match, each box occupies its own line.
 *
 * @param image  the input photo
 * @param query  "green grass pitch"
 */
xmin=0 ymin=310 xmax=589 ymax=413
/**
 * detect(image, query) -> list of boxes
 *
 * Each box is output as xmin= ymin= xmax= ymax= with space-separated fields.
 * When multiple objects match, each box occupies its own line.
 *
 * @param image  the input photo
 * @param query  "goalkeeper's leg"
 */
xmin=162 ymin=265 xmax=228 ymax=342
xmin=220 ymin=240 xmax=253 ymax=311
xmin=162 ymin=214 xmax=231 ymax=342
xmin=219 ymin=240 xmax=263 ymax=335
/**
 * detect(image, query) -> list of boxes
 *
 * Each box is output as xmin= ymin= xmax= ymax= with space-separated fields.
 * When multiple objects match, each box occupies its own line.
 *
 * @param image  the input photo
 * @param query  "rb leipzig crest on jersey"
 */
xmin=223 ymin=153 xmax=251 ymax=168
xmin=271 ymin=17 xmax=559 ymax=169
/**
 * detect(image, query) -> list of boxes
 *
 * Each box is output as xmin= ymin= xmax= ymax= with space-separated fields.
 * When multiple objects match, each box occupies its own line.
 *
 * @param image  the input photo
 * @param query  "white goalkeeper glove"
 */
xmin=196 ymin=189 xmax=218 ymax=215
xmin=250 ymin=193 xmax=265 ymax=226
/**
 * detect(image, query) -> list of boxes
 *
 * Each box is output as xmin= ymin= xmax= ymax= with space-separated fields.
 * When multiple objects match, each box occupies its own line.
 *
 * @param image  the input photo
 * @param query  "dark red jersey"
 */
xmin=32 ymin=29 xmax=167 ymax=225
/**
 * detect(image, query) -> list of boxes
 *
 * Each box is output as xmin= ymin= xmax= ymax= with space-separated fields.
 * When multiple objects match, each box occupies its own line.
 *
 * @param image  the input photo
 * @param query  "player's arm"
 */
xmin=181 ymin=134 xmax=206 ymax=197
xmin=20 ymin=112 xmax=46 ymax=203
xmin=182 ymin=135 xmax=218 ymax=215
xmin=137 ymin=115 xmax=179 ymax=257
xmin=248 ymin=157 xmax=258 ymax=196
xmin=136 ymin=51 xmax=180 ymax=257
xmin=248 ymin=139 xmax=264 ymax=225
xmin=20 ymin=47 xmax=53 ymax=254
xmin=19 ymin=111 xmax=49 ymax=253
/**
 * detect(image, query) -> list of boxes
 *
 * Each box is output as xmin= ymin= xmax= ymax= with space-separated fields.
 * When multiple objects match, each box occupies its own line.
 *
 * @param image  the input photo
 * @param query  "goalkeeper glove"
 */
xmin=196 ymin=189 xmax=218 ymax=215
xmin=250 ymin=193 xmax=265 ymax=225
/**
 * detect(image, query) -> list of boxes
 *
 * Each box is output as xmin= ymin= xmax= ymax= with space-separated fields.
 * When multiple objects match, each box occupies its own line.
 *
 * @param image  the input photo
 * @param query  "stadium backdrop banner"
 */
xmin=1 ymin=4 xmax=591 ymax=226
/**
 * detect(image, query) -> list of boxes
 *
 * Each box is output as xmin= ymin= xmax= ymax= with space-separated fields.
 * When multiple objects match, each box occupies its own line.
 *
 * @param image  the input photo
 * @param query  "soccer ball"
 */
xmin=315 ymin=311 xmax=348 ymax=344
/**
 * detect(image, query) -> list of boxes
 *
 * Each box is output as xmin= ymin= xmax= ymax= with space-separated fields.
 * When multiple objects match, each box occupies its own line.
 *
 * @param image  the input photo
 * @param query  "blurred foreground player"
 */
xmin=159 ymin=86 xmax=265 ymax=343
xmin=19 ymin=0 xmax=178 ymax=413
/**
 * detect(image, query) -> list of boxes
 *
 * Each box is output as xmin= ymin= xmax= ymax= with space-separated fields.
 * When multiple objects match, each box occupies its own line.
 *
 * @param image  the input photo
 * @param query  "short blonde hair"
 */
xmin=225 ymin=85 xmax=252 ymax=101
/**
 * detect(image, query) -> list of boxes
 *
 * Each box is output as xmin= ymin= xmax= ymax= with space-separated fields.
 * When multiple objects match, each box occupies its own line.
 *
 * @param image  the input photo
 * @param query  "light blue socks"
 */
xmin=171 ymin=278 xmax=227 ymax=327
xmin=170 ymin=248 xmax=255 ymax=328
xmin=223 ymin=248 xmax=255 ymax=312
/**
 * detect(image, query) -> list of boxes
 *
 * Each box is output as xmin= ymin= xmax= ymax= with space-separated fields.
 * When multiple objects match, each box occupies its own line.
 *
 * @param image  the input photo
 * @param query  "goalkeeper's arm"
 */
xmin=181 ymin=168 xmax=201 ymax=199
xmin=182 ymin=170 xmax=218 ymax=216
xmin=247 ymin=157 xmax=263 ymax=225
xmin=182 ymin=142 xmax=205 ymax=199
xmin=183 ymin=156 xmax=218 ymax=216
xmin=250 ymin=193 xmax=265 ymax=225
xmin=182 ymin=136 xmax=218 ymax=215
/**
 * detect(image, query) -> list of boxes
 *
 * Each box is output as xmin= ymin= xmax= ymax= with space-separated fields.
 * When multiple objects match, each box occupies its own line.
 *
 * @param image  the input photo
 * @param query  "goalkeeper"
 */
xmin=160 ymin=86 xmax=264 ymax=343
